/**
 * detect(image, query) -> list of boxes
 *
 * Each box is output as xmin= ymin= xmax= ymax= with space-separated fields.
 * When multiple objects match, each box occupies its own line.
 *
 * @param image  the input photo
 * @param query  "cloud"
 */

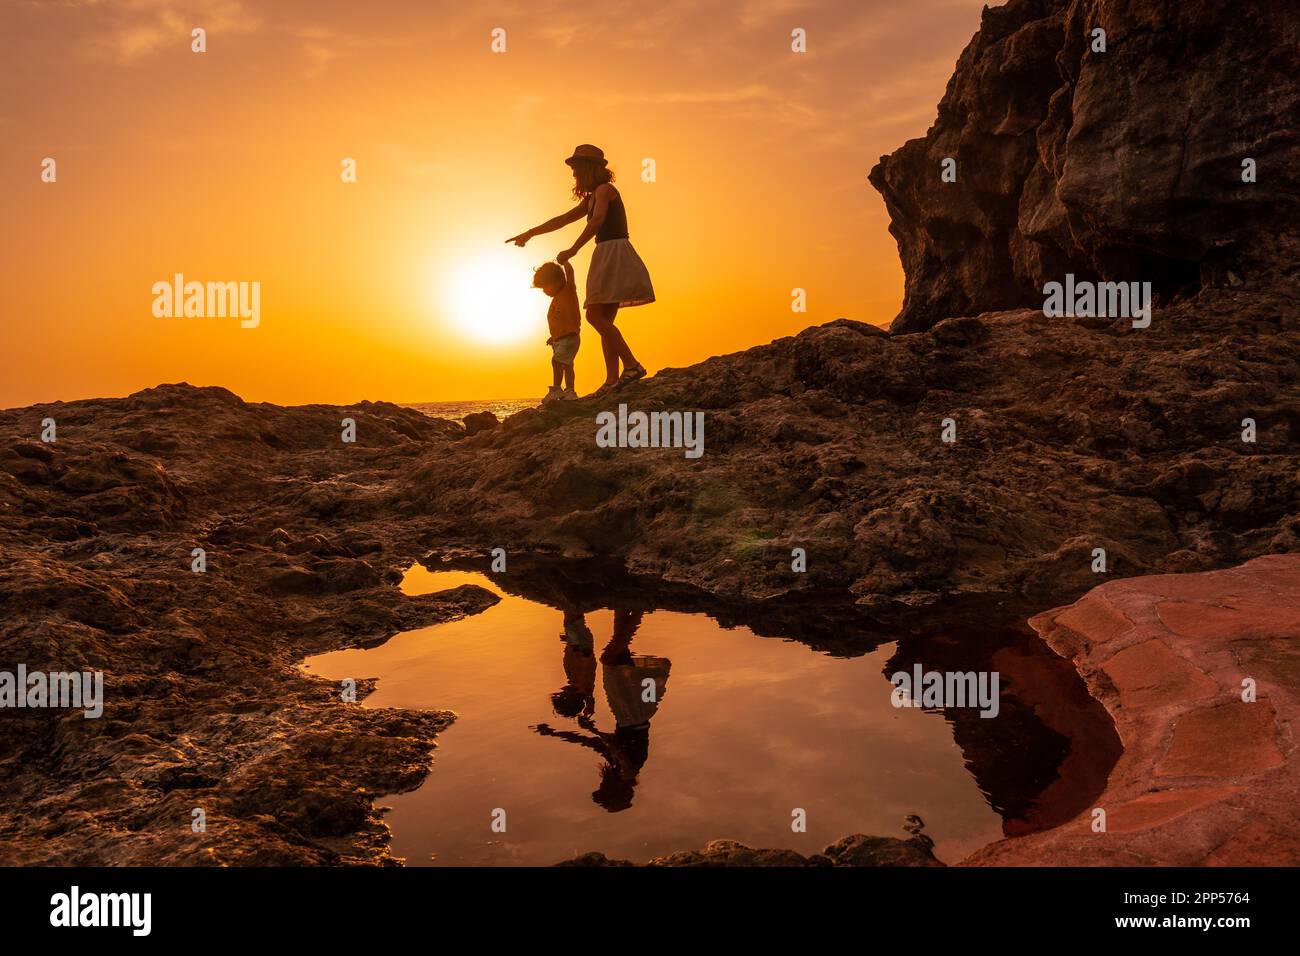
xmin=71 ymin=0 xmax=261 ymax=64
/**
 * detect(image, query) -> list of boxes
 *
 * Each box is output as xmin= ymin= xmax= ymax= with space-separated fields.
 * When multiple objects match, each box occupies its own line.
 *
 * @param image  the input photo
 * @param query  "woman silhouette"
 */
xmin=508 ymin=144 xmax=654 ymax=396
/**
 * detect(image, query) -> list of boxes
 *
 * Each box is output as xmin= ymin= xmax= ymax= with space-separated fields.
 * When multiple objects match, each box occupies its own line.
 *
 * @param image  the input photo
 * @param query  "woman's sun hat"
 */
xmin=564 ymin=144 xmax=607 ymax=167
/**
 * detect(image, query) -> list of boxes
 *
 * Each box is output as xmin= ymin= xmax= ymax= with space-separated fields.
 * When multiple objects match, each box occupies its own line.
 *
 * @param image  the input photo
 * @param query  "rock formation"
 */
xmin=558 ymin=832 xmax=944 ymax=867
xmin=0 ymin=386 xmax=500 ymax=864
xmin=869 ymin=0 xmax=1300 ymax=332
xmin=402 ymin=283 xmax=1299 ymax=609
xmin=966 ymin=554 xmax=1300 ymax=865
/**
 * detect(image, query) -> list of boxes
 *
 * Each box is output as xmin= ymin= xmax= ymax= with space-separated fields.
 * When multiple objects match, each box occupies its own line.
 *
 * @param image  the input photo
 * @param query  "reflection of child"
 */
xmin=551 ymin=610 xmax=595 ymax=721
xmin=532 ymin=260 xmax=581 ymax=405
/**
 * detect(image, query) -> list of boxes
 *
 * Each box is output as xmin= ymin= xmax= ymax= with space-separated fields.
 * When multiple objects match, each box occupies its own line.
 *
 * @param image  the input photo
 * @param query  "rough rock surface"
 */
xmin=402 ymin=280 xmax=1299 ymax=609
xmin=557 ymin=833 xmax=944 ymax=867
xmin=869 ymin=0 xmax=1300 ymax=332
xmin=965 ymin=554 xmax=1300 ymax=865
xmin=0 ymin=385 xmax=500 ymax=864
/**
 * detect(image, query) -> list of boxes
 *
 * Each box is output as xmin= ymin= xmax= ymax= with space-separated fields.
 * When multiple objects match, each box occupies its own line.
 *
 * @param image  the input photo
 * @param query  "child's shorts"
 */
xmin=551 ymin=332 xmax=580 ymax=366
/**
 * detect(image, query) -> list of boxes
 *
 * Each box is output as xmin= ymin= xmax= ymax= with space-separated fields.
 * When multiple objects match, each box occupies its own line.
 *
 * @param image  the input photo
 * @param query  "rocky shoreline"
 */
xmin=3 ymin=376 xmax=1294 ymax=865
xmin=0 ymin=387 xmax=503 ymax=864
xmin=3 ymin=0 xmax=1298 ymax=866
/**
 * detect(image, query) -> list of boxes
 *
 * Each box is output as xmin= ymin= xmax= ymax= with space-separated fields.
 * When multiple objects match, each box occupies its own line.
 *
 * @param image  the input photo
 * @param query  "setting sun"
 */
xmin=441 ymin=249 xmax=547 ymax=345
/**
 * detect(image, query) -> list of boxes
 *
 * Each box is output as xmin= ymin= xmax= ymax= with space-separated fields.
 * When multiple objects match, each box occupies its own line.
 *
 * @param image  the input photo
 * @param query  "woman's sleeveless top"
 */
xmin=588 ymin=187 xmax=629 ymax=243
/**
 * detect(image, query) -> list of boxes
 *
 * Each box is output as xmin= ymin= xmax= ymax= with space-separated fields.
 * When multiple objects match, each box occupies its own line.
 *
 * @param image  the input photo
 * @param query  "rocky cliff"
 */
xmin=869 ymin=0 xmax=1300 ymax=332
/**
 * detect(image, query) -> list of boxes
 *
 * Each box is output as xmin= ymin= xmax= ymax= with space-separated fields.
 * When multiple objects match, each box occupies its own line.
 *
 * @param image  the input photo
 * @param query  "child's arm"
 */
xmin=506 ymin=201 xmax=586 ymax=246
xmin=557 ymin=185 xmax=611 ymax=262
xmin=562 ymin=261 xmax=575 ymax=285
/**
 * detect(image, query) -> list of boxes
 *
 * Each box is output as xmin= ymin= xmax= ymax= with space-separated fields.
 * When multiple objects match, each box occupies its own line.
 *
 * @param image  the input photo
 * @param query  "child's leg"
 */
xmin=563 ymin=361 xmax=575 ymax=391
xmin=552 ymin=358 xmax=564 ymax=389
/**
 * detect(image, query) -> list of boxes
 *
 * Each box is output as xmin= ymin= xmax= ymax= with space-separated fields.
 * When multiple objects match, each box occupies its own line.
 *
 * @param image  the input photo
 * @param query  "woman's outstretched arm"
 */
xmin=557 ymin=185 xmax=611 ymax=262
xmin=506 ymin=200 xmax=586 ymax=246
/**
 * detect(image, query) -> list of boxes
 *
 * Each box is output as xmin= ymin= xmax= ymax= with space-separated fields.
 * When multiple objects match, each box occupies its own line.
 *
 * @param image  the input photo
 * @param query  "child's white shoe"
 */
xmin=559 ymin=388 xmax=579 ymax=401
xmin=541 ymin=386 xmax=562 ymax=405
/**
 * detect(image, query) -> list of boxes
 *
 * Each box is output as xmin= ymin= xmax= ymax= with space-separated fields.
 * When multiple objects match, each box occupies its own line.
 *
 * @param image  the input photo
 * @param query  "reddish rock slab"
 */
xmin=1102 ymin=639 xmax=1220 ymax=711
xmin=1157 ymin=701 xmax=1283 ymax=779
xmin=965 ymin=554 xmax=1300 ymax=866
xmin=1157 ymin=601 xmax=1300 ymax=643
xmin=1206 ymin=822 xmax=1300 ymax=867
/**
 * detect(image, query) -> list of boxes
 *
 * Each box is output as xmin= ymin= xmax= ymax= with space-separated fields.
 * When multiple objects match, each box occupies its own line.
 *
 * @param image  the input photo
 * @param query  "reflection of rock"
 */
xmin=965 ymin=554 xmax=1300 ymax=866
xmin=884 ymin=625 xmax=1121 ymax=835
xmin=427 ymin=550 xmax=1026 ymax=657
xmin=556 ymin=833 xmax=944 ymax=867
xmin=869 ymin=0 xmax=1300 ymax=333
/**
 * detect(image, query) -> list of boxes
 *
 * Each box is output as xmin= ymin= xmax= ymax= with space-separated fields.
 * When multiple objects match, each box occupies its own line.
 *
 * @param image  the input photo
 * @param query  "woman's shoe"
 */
xmin=616 ymin=363 xmax=647 ymax=388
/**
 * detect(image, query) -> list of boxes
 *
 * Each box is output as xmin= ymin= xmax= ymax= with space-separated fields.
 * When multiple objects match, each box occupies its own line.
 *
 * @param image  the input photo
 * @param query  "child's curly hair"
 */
xmin=533 ymin=261 xmax=566 ymax=290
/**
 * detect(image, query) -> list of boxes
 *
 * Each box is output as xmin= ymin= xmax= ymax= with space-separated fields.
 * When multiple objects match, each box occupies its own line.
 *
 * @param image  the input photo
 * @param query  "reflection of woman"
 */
xmin=535 ymin=609 xmax=671 ymax=812
xmin=507 ymin=144 xmax=654 ymax=397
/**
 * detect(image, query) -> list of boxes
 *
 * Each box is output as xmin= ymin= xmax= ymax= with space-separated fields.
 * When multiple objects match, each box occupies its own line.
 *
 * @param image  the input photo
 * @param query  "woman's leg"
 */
xmin=586 ymin=303 xmax=638 ymax=381
xmin=586 ymin=303 xmax=622 ymax=384
xmin=608 ymin=309 xmax=639 ymax=369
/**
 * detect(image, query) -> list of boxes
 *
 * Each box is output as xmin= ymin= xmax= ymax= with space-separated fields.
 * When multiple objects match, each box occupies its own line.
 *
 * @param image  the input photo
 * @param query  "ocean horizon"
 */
xmin=404 ymin=398 xmax=537 ymax=421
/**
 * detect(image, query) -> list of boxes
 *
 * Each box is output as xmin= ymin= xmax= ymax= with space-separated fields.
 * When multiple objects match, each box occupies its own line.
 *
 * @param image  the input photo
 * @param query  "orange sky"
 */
xmin=0 ymin=0 xmax=987 ymax=408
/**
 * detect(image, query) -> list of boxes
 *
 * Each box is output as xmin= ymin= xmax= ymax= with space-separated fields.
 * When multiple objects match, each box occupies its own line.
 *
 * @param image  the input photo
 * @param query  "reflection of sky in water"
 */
xmin=303 ymin=567 xmax=1004 ymax=866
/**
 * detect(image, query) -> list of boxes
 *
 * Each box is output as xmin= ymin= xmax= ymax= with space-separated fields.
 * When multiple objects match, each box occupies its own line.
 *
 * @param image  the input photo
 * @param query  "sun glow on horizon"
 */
xmin=0 ymin=0 xmax=989 ymax=408
xmin=439 ymin=249 xmax=547 ymax=346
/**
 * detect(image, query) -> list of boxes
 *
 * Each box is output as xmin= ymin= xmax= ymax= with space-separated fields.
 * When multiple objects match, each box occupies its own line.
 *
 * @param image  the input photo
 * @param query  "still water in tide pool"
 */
xmin=302 ymin=567 xmax=1007 ymax=866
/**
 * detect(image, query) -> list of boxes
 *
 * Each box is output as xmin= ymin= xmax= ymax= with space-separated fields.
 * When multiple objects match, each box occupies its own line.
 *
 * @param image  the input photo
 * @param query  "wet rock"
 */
xmin=965 ymin=554 xmax=1300 ymax=866
xmin=822 ymin=833 xmax=944 ymax=867
xmin=555 ymin=852 xmax=635 ymax=867
xmin=556 ymin=833 xmax=944 ymax=867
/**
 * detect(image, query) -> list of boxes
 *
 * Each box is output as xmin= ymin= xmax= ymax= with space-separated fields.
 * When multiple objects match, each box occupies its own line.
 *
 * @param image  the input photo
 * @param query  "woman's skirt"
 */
xmin=585 ymin=238 xmax=655 ymax=308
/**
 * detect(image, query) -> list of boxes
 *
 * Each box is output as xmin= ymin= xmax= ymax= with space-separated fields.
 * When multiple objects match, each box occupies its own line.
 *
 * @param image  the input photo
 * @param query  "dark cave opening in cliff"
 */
xmin=1131 ymin=251 xmax=1203 ymax=305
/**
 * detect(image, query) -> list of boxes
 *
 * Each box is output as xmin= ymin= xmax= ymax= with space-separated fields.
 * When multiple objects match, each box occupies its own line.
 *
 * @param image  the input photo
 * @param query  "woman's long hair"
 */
xmin=570 ymin=159 xmax=614 ymax=200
